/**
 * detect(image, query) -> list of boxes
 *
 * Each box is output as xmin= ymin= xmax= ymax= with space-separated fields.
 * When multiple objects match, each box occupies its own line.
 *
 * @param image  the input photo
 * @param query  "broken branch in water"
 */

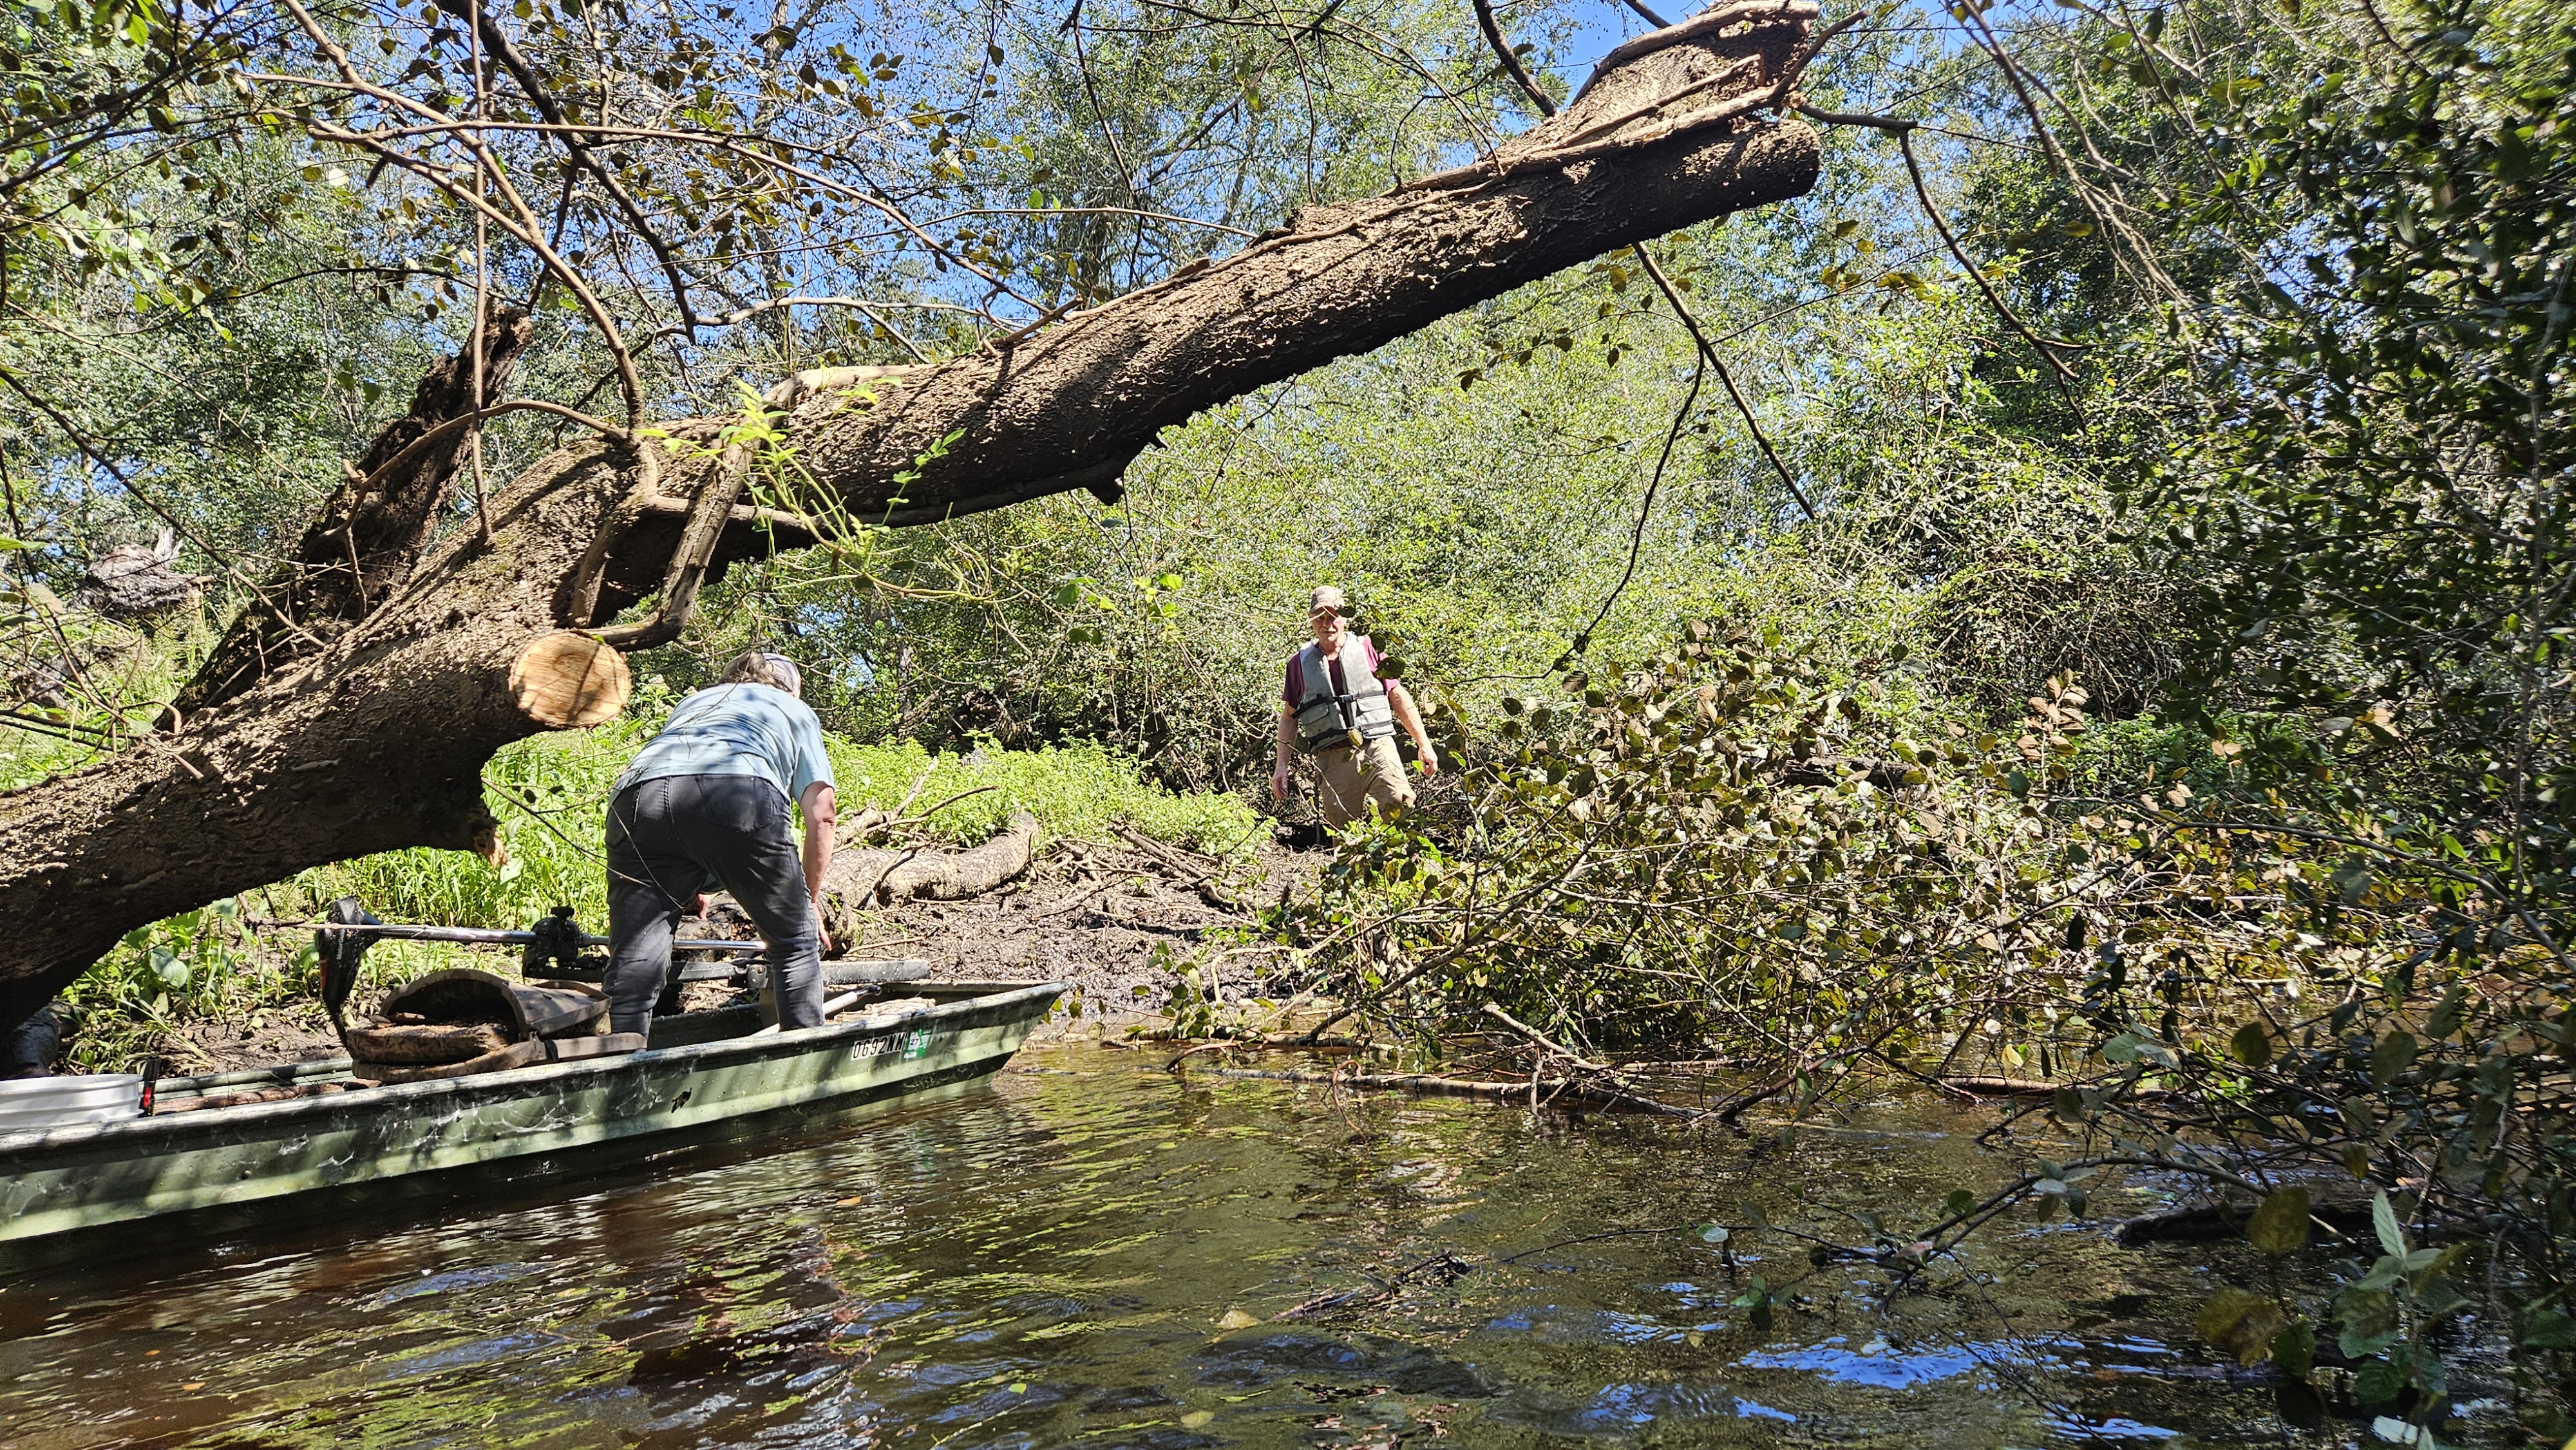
xmin=1478 ymin=1001 xmax=1612 ymax=1073
xmin=1206 ymin=1066 xmax=1702 ymax=1119
xmin=1274 ymin=1251 xmax=1475 ymax=1319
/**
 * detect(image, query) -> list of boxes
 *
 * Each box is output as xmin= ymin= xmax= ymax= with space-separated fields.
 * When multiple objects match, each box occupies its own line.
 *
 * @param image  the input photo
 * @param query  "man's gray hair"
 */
xmin=719 ymin=650 xmax=803 ymax=697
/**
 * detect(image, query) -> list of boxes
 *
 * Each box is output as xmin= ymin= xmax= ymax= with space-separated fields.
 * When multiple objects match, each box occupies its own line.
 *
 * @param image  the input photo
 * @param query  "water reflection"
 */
xmin=0 ymin=1048 xmax=2391 ymax=1447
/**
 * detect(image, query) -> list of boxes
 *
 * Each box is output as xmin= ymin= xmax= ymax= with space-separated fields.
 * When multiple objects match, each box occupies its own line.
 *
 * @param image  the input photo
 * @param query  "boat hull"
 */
xmin=0 ymin=981 xmax=1063 ymax=1246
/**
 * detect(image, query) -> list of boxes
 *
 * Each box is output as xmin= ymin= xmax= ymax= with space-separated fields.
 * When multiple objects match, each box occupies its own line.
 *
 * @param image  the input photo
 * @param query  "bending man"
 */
xmin=605 ymin=651 xmax=837 ymax=1037
xmin=1271 ymin=585 xmax=1437 ymax=827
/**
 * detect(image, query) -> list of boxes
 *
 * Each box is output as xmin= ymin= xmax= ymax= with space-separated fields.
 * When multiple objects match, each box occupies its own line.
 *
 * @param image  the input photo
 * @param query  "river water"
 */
xmin=0 ymin=1045 xmax=2420 ymax=1448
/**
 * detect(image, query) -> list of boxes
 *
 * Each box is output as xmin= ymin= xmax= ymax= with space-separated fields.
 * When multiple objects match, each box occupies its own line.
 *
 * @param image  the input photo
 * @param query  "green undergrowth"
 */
xmin=307 ymin=683 xmax=1258 ymax=931
xmin=826 ymin=736 xmax=1263 ymax=854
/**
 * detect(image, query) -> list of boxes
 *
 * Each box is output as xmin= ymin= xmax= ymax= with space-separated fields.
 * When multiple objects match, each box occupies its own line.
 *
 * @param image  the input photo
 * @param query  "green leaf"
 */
xmin=2425 ymin=986 xmax=2465 ymax=1039
xmin=2229 ymin=1020 xmax=2273 ymax=1066
xmin=2371 ymin=1190 xmax=2406 ymax=1257
xmin=2354 ymin=1361 xmax=2401 ymax=1404
xmin=2271 ymin=1319 xmax=2315 ymax=1380
xmin=2051 ymin=1087 xmax=2087 ymax=1124
xmin=1698 ymin=1223 xmax=1730 ymax=1244
xmin=2246 ymin=1187 xmax=2310 ymax=1256
xmin=2369 ymin=1029 xmax=2417 ymax=1084
xmin=2197 ymin=1288 xmax=2284 ymax=1364
xmin=2521 ymin=1311 xmax=2576 ymax=1349
xmin=2338 ymin=1288 xmax=2400 ymax=1359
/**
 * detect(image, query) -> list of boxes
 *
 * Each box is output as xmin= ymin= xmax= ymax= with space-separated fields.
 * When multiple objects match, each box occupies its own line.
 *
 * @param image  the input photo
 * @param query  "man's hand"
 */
xmin=687 ymin=892 xmax=710 ymax=918
xmin=1415 ymin=741 xmax=1441 ymax=777
xmin=812 ymin=894 xmax=834 ymax=956
xmin=1271 ymin=766 xmax=1294 ymax=802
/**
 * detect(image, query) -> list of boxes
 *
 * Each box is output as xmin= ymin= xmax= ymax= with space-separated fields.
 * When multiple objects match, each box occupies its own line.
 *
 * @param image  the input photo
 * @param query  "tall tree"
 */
xmin=0 ymin=0 xmax=1829 ymax=1026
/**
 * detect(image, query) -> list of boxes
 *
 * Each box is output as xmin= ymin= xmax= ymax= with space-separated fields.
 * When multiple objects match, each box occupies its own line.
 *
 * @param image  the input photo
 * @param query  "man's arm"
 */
xmin=1384 ymin=681 xmax=1439 ymax=775
xmin=799 ymin=781 xmax=837 ymax=952
xmin=1271 ymin=705 xmax=1299 ymax=801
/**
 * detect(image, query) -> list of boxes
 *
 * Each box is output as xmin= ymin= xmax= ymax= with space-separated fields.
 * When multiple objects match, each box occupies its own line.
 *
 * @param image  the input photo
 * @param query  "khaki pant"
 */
xmin=1314 ymin=735 xmax=1415 ymax=827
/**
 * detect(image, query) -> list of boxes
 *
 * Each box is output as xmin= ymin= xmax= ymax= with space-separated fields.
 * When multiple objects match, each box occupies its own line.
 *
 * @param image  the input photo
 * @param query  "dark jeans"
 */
xmin=605 ymin=774 xmax=821 ymax=1037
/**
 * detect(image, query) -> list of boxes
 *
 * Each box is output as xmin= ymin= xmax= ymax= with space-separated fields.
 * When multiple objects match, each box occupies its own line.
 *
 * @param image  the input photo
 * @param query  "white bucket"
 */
xmin=0 ymin=1073 xmax=144 ymax=1131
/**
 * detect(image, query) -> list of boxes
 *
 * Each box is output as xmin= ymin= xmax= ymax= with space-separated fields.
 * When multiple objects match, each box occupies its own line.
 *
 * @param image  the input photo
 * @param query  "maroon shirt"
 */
xmin=1282 ymin=636 xmax=1384 ymax=708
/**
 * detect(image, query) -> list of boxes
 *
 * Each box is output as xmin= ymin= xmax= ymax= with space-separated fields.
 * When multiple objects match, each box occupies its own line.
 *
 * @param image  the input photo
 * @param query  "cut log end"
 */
xmin=509 ymin=630 xmax=632 ymax=729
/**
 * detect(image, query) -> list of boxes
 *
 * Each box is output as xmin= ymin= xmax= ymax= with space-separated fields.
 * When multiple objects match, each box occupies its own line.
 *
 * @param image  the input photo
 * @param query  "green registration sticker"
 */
xmin=903 ymin=1029 xmax=934 ymax=1061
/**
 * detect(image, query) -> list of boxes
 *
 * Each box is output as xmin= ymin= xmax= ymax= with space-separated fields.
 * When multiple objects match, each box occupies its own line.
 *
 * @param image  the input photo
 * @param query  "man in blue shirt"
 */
xmin=604 ymin=651 xmax=838 ymax=1035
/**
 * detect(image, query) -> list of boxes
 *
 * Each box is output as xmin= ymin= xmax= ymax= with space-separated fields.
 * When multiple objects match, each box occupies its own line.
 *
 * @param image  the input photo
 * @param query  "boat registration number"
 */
xmin=853 ymin=1029 xmax=936 ymax=1063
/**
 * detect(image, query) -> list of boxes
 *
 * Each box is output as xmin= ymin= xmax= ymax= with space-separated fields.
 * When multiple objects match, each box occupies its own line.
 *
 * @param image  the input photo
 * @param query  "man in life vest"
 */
xmin=603 ymin=650 xmax=837 ymax=1037
xmin=1270 ymin=585 xmax=1438 ymax=827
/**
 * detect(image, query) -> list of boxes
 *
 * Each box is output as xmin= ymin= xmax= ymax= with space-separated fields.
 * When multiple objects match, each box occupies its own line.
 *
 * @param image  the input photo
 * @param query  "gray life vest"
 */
xmin=1293 ymin=636 xmax=1397 ymax=754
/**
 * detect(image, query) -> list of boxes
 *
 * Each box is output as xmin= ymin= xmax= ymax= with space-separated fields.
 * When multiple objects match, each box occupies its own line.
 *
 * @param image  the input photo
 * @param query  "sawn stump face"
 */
xmin=509 ymin=632 xmax=633 ymax=730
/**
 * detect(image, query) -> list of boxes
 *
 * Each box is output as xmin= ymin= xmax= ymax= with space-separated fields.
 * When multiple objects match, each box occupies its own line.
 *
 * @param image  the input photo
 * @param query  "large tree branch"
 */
xmin=0 ymin=1 xmax=1824 ymax=1028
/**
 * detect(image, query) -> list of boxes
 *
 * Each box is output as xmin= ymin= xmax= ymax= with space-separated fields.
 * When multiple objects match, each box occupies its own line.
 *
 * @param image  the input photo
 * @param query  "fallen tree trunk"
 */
xmin=0 ymin=2 xmax=1824 ymax=1028
xmin=811 ymin=811 xmax=1039 ymax=946
xmin=697 ymin=812 xmax=1038 ymax=945
xmin=825 ymin=811 xmax=1040 ymax=907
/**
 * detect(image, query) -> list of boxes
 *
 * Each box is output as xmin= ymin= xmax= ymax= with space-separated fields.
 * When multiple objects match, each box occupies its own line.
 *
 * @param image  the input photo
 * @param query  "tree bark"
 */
xmin=0 ymin=1 xmax=1824 ymax=1028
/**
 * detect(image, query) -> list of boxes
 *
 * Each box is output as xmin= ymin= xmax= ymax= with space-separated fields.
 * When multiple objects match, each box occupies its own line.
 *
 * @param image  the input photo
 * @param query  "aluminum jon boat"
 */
xmin=0 ymin=979 xmax=1065 ymax=1247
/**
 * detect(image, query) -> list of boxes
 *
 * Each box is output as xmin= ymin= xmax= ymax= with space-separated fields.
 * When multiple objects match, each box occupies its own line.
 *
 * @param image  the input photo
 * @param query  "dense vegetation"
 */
xmin=4 ymin=0 xmax=2569 ymax=1440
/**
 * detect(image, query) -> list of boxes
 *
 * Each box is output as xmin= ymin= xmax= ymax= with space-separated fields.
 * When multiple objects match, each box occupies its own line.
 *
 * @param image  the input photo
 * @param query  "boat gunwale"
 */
xmin=0 ymin=979 xmax=1066 ymax=1158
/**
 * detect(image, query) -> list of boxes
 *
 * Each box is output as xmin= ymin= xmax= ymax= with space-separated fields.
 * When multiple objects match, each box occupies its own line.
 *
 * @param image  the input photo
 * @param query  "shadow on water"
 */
xmin=0 ymin=1046 xmax=2472 ymax=1447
